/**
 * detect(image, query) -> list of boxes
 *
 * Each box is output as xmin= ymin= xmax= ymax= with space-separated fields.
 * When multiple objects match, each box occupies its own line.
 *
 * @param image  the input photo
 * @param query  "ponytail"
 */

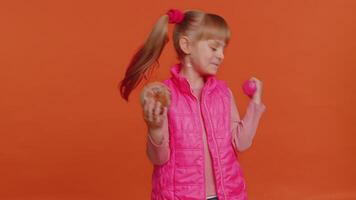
xmin=119 ymin=9 xmax=230 ymax=101
xmin=119 ymin=15 xmax=169 ymax=101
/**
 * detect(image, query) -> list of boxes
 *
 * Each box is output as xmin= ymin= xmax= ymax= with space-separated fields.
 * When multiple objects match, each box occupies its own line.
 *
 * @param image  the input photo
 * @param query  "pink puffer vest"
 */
xmin=151 ymin=63 xmax=248 ymax=200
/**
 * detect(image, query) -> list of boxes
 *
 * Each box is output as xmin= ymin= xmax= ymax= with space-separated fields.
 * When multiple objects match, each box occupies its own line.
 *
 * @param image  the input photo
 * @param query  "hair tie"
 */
xmin=166 ymin=9 xmax=185 ymax=24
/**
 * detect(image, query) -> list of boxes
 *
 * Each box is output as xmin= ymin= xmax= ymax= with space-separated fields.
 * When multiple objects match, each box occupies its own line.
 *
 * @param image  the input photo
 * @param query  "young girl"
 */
xmin=119 ymin=9 xmax=266 ymax=200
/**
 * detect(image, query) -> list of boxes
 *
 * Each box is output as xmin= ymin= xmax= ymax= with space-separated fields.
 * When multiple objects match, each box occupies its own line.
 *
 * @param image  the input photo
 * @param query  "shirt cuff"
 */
xmin=147 ymin=132 xmax=169 ymax=147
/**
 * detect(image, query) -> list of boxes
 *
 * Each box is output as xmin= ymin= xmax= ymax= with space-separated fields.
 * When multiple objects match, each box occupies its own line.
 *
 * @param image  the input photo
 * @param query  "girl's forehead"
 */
xmin=206 ymin=39 xmax=226 ymax=47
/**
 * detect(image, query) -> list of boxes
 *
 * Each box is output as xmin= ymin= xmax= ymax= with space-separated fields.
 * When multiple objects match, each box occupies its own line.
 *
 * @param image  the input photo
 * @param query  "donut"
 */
xmin=140 ymin=82 xmax=171 ymax=108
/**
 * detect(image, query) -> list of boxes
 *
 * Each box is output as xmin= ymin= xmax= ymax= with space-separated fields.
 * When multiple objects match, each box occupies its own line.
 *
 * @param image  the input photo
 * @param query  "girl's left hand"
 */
xmin=249 ymin=77 xmax=263 ymax=103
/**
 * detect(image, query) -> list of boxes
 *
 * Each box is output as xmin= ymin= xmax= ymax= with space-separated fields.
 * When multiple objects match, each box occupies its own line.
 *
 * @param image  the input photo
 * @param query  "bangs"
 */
xmin=194 ymin=13 xmax=231 ymax=45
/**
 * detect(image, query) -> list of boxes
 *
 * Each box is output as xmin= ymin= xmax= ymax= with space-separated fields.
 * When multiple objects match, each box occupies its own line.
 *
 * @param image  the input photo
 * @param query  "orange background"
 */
xmin=1 ymin=0 xmax=355 ymax=199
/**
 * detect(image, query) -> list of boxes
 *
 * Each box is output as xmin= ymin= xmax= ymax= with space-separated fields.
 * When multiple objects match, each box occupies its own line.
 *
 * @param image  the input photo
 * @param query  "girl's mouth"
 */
xmin=211 ymin=63 xmax=219 ymax=68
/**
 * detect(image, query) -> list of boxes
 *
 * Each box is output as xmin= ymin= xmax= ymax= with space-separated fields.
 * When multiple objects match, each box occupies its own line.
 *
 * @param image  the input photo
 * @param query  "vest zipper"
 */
xmin=185 ymin=79 xmax=223 ymax=199
xmin=201 ymin=90 xmax=228 ymax=199
xmin=191 ymin=93 xmax=207 ymax=200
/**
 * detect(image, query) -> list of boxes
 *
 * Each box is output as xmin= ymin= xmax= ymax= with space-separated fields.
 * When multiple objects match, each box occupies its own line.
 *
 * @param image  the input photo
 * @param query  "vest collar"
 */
xmin=170 ymin=63 xmax=217 ymax=95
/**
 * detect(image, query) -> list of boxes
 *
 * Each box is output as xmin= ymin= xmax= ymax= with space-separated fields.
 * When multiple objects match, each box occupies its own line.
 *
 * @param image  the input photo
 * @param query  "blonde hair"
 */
xmin=119 ymin=9 xmax=231 ymax=101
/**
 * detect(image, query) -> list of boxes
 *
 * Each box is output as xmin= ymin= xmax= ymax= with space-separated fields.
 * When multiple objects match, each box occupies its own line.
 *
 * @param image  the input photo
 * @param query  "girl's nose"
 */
xmin=217 ymin=50 xmax=224 ymax=60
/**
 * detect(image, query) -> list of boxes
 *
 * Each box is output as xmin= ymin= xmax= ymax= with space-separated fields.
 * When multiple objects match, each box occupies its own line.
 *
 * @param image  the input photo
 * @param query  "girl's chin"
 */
xmin=199 ymin=65 xmax=218 ymax=76
xmin=205 ymin=69 xmax=218 ymax=76
xmin=210 ymin=65 xmax=219 ymax=72
xmin=211 ymin=63 xmax=219 ymax=68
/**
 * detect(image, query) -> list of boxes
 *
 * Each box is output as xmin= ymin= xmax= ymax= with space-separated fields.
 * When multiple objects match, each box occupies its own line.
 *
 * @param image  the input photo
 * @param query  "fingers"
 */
xmin=250 ymin=76 xmax=263 ymax=84
xmin=250 ymin=77 xmax=263 ymax=88
xmin=147 ymin=99 xmax=155 ymax=122
xmin=143 ymin=98 xmax=154 ymax=122
xmin=143 ymin=98 xmax=149 ymax=118
xmin=153 ymin=102 xmax=168 ymax=123
xmin=153 ymin=101 xmax=162 ymax=118
xmin=143 ymin=98 xmax=168 ymax=126
xmin=162 ymin=106 xmax=168 ymax=116
xmin=250 ymin=76 xmax=259 ymax=82
xmin=249 ymin=77 xmax=263 ymax=98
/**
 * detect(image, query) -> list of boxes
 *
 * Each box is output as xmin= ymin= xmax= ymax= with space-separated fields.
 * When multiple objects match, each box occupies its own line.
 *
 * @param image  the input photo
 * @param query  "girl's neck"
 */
xmin=179 ymin=63 xmax=205 ymax=90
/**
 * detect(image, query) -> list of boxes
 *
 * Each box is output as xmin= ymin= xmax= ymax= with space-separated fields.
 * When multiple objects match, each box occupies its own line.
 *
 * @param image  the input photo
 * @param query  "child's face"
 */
xmin=190 ymin=38 xmax=226 ymax=76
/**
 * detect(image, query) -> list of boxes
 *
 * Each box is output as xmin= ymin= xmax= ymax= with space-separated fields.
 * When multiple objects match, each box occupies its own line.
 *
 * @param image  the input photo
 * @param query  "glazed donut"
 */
xmin=140 ymin=82 xmax=171 ymax=108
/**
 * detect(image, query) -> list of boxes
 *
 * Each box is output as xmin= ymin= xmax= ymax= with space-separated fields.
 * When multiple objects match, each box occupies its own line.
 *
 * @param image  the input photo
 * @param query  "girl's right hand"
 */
xmin=142 ymin=98 xmax=168 ymax=130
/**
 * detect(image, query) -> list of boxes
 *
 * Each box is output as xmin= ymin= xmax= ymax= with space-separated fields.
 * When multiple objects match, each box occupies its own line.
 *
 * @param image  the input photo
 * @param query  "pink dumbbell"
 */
xmin=242 ymin=79 xmax=257 ymax=98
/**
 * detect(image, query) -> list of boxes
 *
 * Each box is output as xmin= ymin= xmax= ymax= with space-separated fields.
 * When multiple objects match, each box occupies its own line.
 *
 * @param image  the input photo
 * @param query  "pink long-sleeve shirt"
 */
xmin=146 ymin=88 xmax=266 ymax=198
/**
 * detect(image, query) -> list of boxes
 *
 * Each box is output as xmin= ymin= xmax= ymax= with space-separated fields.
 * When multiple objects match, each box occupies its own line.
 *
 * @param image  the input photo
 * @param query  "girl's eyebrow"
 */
xmin=210 ymin=40 xmax=226 ymax=47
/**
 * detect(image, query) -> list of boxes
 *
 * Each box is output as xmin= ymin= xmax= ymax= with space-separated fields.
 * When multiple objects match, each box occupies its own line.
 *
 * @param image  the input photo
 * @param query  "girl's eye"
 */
xmin=210 ymin=47 xmax=217 ymax=51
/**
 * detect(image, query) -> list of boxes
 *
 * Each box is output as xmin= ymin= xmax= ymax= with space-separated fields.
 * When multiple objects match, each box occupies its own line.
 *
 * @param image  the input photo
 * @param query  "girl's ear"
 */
xmin=179 ymin=36 xmax=192 ymax=55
